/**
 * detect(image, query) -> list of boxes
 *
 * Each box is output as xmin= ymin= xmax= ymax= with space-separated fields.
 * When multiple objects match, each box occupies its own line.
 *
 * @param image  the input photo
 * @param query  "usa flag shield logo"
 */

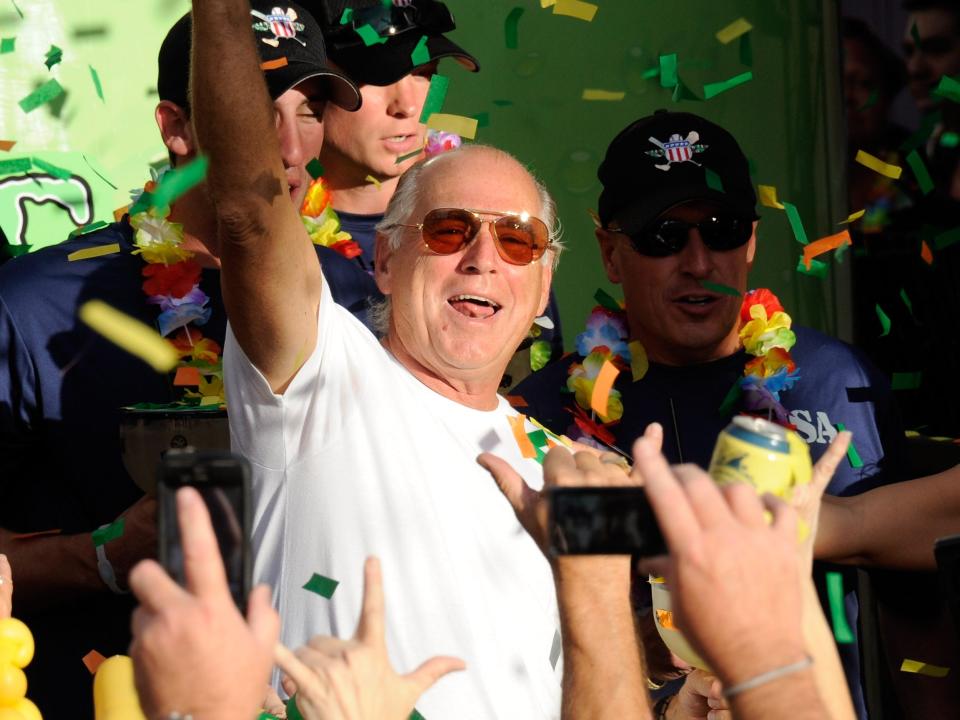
xmin=251 ymin=7 xmax=307 ymax=47
xmin=646 ymin=131 xmax=707 ymax=171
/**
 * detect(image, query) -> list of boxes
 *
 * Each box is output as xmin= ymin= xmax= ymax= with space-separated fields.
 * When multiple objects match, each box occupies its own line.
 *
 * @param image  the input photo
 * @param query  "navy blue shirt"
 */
xmin=0 ymin=219 xmax=380 ymax=718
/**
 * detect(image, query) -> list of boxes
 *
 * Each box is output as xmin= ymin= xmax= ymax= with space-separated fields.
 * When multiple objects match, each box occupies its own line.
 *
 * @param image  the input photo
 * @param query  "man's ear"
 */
xmin=596 ymin=227 xmax=623 ymax=283
xmin=374 ymin=232 xmax=394 ymax=294
xmin=746 ymin=220 xmax=758 ymax=269
xmin=155 ymin=101 xmax=196 ymax=162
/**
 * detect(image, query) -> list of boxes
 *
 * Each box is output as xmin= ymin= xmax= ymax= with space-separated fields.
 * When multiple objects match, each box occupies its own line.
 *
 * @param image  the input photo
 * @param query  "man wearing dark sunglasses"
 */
xmin=514 ymin=110 xmax=906 ymax=719
xmin=190 ymin=1 xmax=567 ymax=715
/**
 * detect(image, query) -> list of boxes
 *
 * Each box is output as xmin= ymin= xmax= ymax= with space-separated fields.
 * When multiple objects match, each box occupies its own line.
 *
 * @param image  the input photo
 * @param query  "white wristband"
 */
xmin=95 ymin=530 xmax=128 ymax=595
xmin=722 ymin=655 xmax=813 ymax=698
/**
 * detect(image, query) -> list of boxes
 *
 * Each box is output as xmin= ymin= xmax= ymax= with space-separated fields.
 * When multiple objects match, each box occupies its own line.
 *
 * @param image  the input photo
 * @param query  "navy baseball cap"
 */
xmin=158 ymin=1 xmax=361 ymax=111
xmin=598 ymin=110 xmax=759 ymax=235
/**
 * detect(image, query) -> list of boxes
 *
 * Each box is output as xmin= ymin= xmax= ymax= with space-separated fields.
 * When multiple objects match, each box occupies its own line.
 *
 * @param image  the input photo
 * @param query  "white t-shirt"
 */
xmin=224 ymin=276 xmax=562 ymax=719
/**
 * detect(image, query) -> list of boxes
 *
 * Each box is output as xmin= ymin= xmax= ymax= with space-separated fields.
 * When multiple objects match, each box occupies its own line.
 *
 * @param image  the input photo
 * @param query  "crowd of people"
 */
xmin=0 ymin=0 xmax=957 ymax=718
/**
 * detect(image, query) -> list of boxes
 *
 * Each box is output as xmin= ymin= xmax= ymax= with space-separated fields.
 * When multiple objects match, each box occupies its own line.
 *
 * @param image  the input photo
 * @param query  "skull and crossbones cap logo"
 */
xmin=597 ymin=110 xmax=758 ymax=236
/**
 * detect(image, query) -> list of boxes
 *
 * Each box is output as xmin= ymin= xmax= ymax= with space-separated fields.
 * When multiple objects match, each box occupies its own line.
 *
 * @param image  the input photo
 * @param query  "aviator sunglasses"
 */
xmin=611 ymin=211 xmax=753 ymax=258
xmin=389 ymin=208 xmax=553 ymax=266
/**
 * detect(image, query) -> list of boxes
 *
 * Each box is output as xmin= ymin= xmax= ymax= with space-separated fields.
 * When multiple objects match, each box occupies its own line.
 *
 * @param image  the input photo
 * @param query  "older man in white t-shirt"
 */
xmin=190 ymin=2 xmax=564 ymax=716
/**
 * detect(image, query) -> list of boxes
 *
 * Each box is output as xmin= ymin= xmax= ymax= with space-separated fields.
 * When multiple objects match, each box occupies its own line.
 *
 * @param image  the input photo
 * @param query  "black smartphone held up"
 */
xmin=549 ymin=486 xmax=667 ymax=557
xmin=157 ymin=449 xmax=252 ymax=610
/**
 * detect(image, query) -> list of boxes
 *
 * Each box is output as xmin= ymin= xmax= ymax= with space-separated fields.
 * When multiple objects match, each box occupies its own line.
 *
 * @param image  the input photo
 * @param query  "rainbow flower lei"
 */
xmin=129 ymin=172 xmax=224 ymax=408
xmin=566 ymin=288 xmax=800 ymax=444
xmin=300 ymin=177 xmax=361 ymax=259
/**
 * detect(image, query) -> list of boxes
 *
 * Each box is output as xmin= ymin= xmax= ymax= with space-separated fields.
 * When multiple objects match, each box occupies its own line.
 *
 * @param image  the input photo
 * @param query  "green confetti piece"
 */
xmin=705 ymin=168 xmax=724 ymax=192
xmin=700 ymin=280 xmax=741 ymax=297
xmin=89 ymin=65 xmax=104 ymax=102
xmin=355 ymin=24 xmax=388 ymax=46
xmin=82 ymin=153 xmax=117 ymax=189
xmin=395 ymin=145 xmax=425 ymax=164
xmin=826 ymin=571 xmax=855 ymax=643
xmin=911 ymin=21 xmax=921 ymax=47
xmin=418 ymin=73 xmax=450 ymax=123
xmin=492 ymin=99 xmax=513 ymax=107
xmin=739 ymin=32 xmax=752 ymax=67
xmin=782 ymin=201 xmax=808 ymax=245
xmin=892 ymin=372 xmax=922 ymax=390
xmin=18 ymin=78 xmax=64 ymax=113
xmin=900 ymin=288 xmax=914 ymax=318
xmin=306 ymin=158 xmax=324 ymax=180
xmin=339 ymin=7 xmax=353 ymax=24
xmin=934 ymin=226 xmax=960 ymax=250
xmin=9 ymin=0 xmax=22 ymax=19
xmin=857 ymin=89 xmax=878 ymax=112
xmin=472 ymin=111 xmax=490 ymax=128
xmin=718 ymin=378 xmax=742 ymax=416
xmin=0 ymin=37 xmax=14 ymax=54
xmin=593 ymin=287 xmax=622 ymax=313
xmin=527 ymin=429 xmax=548 ymax=448
xmin=410 ymin=34 xmax=430 ymax=67
xmin=834 ymin=423 xmax=864 ymax=469
xmin=286 ymin=694 xmax=305 ymax=720
xmin=68 ymin=220 xmax=110 ymax=238
xmin=92 ymin=518 xmax=125 ymax=547
xmin=796 ymin=256 xmax=828 ymax=279
xmin=834 ymin=237 xmax=849 ymax=264
xmin=906 ymin=149 xmax=934 ymax=195
xmin=659 ymin=53 xmax=678 ymax=88
xmin=504 ymin=7 xmax=524 ymax=49
xmin=641 ymin=66 xmax=660 ymax=80
xmin=409 ymin=711 xmax=426 ymax=720
xmin=0 ymin=158 xmax=31 ymax=175
xmin=703 ymin=70 xmax=753 ymax=99
xmin=875 ymin=304 xmax=891 ymax=337
xmin=44 ymin=44 xmax=62 ymax=70
xmin=149 ymin=155 xmax=209 ymax=211
xmin=932 ymin=74 xmax=960 ymax=104
xmin=71 ymin=25 xmax=109 ymax=40
xmin=530 ymin=339 xmax=551 ymax=372
xmin=257 ymin=714 xmax=281 ymax=720
xmin=303 ymin=573 xmax=339 ymax=598
xmin=31 ymin=157 xmax=71 ymax=180
xmin=941 ymin=131 xmax=960 ymax=148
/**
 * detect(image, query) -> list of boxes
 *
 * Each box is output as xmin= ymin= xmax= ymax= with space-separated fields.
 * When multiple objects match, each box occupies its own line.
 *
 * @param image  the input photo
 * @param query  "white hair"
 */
xmin=369 ymin=145 xmax=563 ymax=335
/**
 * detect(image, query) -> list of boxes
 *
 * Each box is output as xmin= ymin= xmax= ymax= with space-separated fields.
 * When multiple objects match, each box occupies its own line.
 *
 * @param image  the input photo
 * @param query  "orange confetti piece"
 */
xmin=590 ymin=360 xmax=620 ymax=418
xmin=173 ymin=365 xmax=202 ymax=386
xmin=0 ymin=140 xmax=15 ymax=152
xmin=260 ymin=57 xmax=288 ymax=71
xmin=509 ymin=414 xmax=537 ymax=459
xmin=921 ymin=240 xmax=934 ymax=265
xmin=82 ymin=650 xmax=107 ymax=675
xmin=655 ymin=609 xmax=676 ymax=630
xmin=802 ymin=230 xmax=852 ymax=269
xmin=505 ymin=395 xmax=528 ymax=408
xmin=113 ymin=205 xmax=129 ymax=222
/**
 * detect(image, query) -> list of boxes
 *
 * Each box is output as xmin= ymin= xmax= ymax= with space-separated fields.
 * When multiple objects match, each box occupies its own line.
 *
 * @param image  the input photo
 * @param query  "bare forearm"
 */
xmin=728 ymin=671 xmax=829 ymax=720
xmin=555 ymin=557 xmax=650 ymax=720
xmin=802 ymin=579 xmax=855 ymax=720
xmin=0 ymin=531 xmax=100 ymax=612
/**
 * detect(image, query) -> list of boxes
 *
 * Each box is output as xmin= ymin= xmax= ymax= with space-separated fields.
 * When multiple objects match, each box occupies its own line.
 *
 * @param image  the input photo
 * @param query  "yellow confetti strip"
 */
xmin=364 ymin=174 xmax=382 ymax=190
xmin=582 ymin=89 xmax=625 ymax=101
xmin=839 ymin=209 xmax=865 ymax=224
xmin=553 ymin=0 xmax=598 ymax=21
xmin=426 ymin=113 xmax=479 ymax=140
xmin=629 ymin=340 xmax=649 ymax=381
xmin=540 ymin=0 xmax=555 ymax=6
xmin=586 ymin=208 xmax=601 ymax=227
xmin=716 ymin=18 xmax=753 ymax=44
xmin=757 ymin=185 xmax=785 ymax=210
xmin=900 ymin=659 xmax=950 ymax=677
xmin=67 ymin=243 xmax=121 ymax=262
xmin=79 ymin=300 xmax=178 ymax=372
xmin=855 ymin=149 xmax=903 ymax=179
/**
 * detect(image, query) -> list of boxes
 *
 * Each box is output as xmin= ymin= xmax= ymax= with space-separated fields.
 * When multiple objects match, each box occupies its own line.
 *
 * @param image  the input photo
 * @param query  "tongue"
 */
xmin=450 ymin=300 xmax=496 ymax=319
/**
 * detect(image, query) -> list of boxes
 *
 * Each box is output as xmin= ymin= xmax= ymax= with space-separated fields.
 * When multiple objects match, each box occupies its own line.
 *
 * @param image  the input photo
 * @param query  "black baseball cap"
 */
xmin=598 ymin=110 xmax=758 ymax=235
xmin=158 ymin=1 xmax=361 ymax=112
xmin=308 ymin=0 xmax=479 ymax=86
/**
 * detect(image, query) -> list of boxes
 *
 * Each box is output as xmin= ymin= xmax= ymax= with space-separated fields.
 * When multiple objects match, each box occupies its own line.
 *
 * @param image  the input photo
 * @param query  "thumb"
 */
xmin=247 ymin=584 xmax=280 ymax=650
xmin=405 ymin=655 xmax=466 ymax=697
xmin=812 ymin=431 xmax=851 ymax=496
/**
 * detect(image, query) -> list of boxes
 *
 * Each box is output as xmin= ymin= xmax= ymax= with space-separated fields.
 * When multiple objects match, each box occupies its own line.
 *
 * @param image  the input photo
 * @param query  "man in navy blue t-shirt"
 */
xmin=514 ymin=110 xmax=906 ymax=719
xmin=0 ymin=5 xmax=376 ymax=717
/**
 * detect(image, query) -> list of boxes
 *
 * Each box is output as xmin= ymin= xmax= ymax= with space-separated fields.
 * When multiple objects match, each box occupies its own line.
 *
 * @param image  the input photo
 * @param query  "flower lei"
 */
xmin=566 ymin=288 xmax=800 ymax=444
xmin=128 ymin=170 xmax=224 ymax=408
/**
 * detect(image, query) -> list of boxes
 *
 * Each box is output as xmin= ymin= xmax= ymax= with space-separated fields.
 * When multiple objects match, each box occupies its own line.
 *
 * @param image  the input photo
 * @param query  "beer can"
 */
xmin=708 ymin=416 xmax=811 ymax=499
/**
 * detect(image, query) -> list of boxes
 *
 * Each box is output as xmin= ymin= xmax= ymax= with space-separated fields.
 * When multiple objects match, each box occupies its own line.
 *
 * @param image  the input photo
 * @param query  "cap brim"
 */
xmin=266 ymin=64 xmax=362 ymax=111
xmin=331 ymin=33 xmax=479 ymax=87
xmin=613 ymin=186 xmax=758 ymax=235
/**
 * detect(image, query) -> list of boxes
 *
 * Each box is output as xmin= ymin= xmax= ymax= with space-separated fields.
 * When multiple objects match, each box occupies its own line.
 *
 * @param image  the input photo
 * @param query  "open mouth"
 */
xmin=675 ymin=294 xmax=719 ymax=307
xmin=448 ymin=294 xmax=502 ymax=319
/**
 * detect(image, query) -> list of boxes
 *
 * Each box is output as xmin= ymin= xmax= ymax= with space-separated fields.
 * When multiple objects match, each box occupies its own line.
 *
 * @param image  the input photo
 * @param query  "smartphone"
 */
xmin=935 ymin=534 xmax=960 ymax=642
xmin=549 ymin=486 xmax=667 ymax=556
xmin=157 ymin=449 xmax=252 ymax=609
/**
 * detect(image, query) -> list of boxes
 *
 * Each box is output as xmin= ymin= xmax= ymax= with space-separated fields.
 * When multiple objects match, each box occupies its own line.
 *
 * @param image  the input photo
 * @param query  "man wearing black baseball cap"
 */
xmin=515 ymin=110 xmax=906 ymax=718
xmin=0 ymin=4 xmax=379 ymax=717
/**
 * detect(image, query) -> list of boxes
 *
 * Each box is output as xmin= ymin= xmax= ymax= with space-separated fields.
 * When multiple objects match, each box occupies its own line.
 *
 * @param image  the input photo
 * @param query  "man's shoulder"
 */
xmin=792 ymin=325 xmax=881 ymax=383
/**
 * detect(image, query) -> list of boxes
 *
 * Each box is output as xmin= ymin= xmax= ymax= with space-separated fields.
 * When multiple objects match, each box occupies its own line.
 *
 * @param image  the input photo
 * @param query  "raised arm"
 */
xmin=191 ymin=0 xmax=322 ymax=392
xmin=816 ymin=465 xmax=960 ymax=570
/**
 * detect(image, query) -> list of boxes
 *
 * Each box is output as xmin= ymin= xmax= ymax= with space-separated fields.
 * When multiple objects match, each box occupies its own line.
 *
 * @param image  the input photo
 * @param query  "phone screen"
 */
xmin=549 ymin=486 xmax=667 ymax=557
xmin=158 ymin=451 xmax=250 ymax=609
